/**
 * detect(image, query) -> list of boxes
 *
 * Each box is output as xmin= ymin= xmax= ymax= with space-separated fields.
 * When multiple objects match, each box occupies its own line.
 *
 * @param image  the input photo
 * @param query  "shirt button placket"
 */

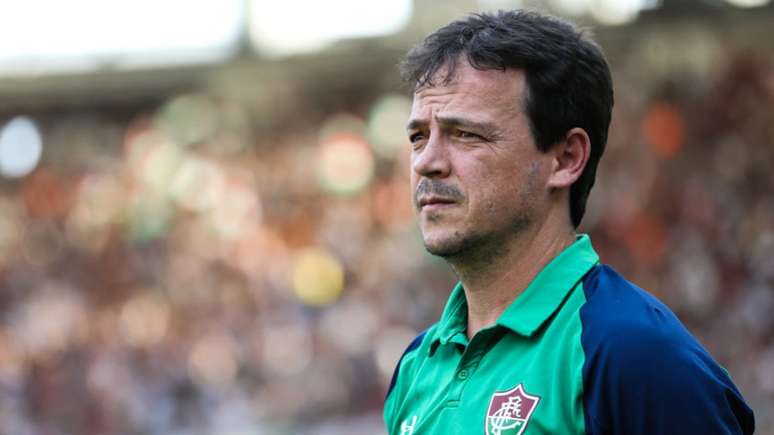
xmin=445 ymin=328 xmax=503 ymax=407
xmin=446 ymin=354 xmax=481 ymax=406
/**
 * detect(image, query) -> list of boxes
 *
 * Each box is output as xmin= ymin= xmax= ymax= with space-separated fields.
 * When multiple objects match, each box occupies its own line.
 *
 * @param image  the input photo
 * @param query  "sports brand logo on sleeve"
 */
xmin=400 ymin=415 xmax=417 ymax=434
xmin=485 ymin=384 xmax=541 ymax=435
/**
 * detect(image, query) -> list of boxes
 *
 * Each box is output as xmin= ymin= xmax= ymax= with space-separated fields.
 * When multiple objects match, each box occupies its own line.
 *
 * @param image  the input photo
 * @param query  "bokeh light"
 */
xmin=66 ymin=173 xmax=125 ymax=252
xmin=317 ymin=114 xmax=373 ymax=195
xmin=189 ymin=331 xmax=240 ymax=387
xmin=642 ymin=101 xmax=684 ymax=159
xmin=206 ymin=181 xmax=262 ymax=239
xmin=124 ymin=125 xmax=182 ymax=194
xmin=155 ymin=94 xmax=219 ymax=146
xmin=170 ymin=155 xmax=225 ymax=212
xmin=291 ymin=247 xmax=344 ymax=306
xmin=10 ymin=284 xmax=86 ymax=359
xmin=137 ymin=141 xmax=186 ymax=194
xmin=368 ymin=94 xmax=413 ymax=160
xmin=261 ymin=323 xmax=313 ymax=377
xmin=0 ymin=116 xmax=43 ymax=178
xmin=118 ymin=293 xmax=170 ymax=348
xmin=126 ymin=192 xmax=174 ymax=242
xmin=317 ymin=134 xmax=374 ymax=195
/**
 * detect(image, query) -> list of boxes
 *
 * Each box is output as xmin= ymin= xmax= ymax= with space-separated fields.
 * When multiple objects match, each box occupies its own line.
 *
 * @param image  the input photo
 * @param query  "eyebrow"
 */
xmin=406 ymin=116 xmax=498 ymax=135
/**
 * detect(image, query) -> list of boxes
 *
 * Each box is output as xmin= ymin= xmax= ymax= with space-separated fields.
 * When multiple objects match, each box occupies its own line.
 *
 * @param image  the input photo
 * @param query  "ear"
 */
xmin=547 ymin=127 xmax=591 ymax=189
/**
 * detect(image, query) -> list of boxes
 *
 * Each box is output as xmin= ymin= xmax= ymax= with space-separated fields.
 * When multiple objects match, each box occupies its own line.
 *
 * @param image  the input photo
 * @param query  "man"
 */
xmin=384 ymin=10 xmax=755 ymax=435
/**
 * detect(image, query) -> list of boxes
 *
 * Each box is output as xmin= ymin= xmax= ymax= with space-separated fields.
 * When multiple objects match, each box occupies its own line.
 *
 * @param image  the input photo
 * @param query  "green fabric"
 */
xmin=384 ymin=235 xmax=599 ymax=434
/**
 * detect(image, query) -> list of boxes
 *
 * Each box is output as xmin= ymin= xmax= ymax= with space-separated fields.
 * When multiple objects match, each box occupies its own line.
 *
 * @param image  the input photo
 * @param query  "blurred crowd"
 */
xmin=0 ymin=24 xmax=773 ymax=435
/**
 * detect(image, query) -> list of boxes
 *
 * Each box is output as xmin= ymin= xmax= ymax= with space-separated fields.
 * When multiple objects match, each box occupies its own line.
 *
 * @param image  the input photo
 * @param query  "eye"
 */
xmin=457 ymin=130 xmax=483 ymax=140
xmin=409 ymin=132 xmax=426 ymax=144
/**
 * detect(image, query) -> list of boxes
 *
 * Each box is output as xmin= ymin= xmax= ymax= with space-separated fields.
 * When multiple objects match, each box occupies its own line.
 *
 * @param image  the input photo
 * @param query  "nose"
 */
xmin=412 ymin=135 xmax=451 ymax=179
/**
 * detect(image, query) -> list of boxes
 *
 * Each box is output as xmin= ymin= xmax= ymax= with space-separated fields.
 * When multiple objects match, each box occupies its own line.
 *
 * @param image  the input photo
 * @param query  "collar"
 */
xmin=429 ymin=234 xmax=599 ymax=355
xmin=429 ymin=281 xmax=469 ymax=355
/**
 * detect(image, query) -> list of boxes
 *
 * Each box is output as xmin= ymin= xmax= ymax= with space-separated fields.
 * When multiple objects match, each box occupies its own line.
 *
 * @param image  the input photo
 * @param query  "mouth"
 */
xmin=418 ymin=196 xmax=457 ymax=210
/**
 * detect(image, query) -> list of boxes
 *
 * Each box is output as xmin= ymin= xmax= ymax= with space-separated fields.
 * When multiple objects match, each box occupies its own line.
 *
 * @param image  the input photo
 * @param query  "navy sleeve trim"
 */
xmin=385 ymin=330 xmax=427 ymax=401
xmin=579 ymin=264 xmax=755 ymax=435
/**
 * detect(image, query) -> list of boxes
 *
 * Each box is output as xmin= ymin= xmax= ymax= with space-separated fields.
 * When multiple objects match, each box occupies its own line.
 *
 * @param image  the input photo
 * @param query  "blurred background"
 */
xmin=0 ymin=0 xmax=772 ymax=433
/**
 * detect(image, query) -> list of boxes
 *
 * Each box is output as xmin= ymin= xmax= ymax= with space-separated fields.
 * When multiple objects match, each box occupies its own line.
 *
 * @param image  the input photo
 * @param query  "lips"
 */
xmin=418 ymin=196 xmax=457 ymax=208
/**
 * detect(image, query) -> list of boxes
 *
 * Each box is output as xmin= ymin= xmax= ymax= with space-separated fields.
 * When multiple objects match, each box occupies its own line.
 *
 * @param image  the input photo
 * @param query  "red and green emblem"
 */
xmin=485 ymin=384 xmax=540 ymax=435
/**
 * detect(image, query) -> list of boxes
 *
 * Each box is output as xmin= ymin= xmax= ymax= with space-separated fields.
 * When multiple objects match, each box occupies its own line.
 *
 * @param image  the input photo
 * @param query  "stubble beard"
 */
xmin=422 ymin=211 xmax=532 ymax=269
xmin=417 ymin=162 xmax=541 ymax=268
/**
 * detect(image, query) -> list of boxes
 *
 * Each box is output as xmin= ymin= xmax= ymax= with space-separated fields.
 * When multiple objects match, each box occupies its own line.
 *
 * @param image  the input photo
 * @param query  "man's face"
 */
xmin=408 ymin=61 xmax=553 ymax=258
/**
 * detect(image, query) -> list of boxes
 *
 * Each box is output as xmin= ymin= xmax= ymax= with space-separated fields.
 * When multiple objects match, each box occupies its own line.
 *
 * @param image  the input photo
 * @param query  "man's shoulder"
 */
xmin=577 ymin=265 xmax=756 ymax=433
xmin=578 ymin=263 xmax=694 ymax=353
xmin=577 ymin=263 xmax=731 ymax=399
xmin=577 ymin=263 xmax=717 ymax=377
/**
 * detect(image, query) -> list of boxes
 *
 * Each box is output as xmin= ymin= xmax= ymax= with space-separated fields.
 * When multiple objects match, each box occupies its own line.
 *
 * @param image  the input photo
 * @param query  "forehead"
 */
xmin=410 ymin=61 xmax=526 ymax=121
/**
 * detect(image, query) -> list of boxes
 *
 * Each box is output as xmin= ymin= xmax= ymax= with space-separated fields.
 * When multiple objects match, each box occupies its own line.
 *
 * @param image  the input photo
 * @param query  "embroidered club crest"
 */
xmin=485 ymin=384 xmax=540 ymax=435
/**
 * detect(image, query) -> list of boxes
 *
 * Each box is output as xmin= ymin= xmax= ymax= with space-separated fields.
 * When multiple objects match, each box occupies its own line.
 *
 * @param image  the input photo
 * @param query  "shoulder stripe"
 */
xmin=385 ymin=330 xmax=427 ymax=401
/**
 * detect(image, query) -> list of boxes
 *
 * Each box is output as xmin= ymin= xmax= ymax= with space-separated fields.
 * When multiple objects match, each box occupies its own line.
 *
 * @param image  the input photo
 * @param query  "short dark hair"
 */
xmin=400 ymin=10 xmax=614 ymax=228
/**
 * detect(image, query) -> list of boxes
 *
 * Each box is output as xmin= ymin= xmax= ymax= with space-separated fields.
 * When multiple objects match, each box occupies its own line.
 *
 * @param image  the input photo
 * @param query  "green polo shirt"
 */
xmin=383 ymin=235 xmax=754 ymax=434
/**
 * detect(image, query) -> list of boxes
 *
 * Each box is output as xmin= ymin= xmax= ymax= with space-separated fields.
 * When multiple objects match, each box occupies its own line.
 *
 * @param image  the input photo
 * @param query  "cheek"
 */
xmin=486 ymin=185 xmax=520 ymax=214
xmin=464 ymin=174 xmax=512 ymax=217
xmin=471 ymin=163 xmax=541 ymax=212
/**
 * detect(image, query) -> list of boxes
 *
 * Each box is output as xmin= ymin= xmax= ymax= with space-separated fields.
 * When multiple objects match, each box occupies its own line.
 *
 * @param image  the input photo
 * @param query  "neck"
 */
xmin=448 ymin=214 xmax=576 ymax=339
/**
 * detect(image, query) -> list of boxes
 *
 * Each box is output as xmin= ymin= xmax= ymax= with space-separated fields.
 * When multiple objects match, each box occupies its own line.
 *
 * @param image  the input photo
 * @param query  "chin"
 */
xmin=421 ymin=232 xmax=468 ymax=258
xmin=422 ymin=226 xmax=507 ymax=263
xmin=424 ymin=242 xmax=462 ymax=258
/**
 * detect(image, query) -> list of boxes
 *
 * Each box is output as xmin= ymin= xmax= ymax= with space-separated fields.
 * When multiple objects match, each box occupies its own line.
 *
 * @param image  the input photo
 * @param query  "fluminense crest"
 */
xmin=485 ymin=384 xmax=540 ymax=435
